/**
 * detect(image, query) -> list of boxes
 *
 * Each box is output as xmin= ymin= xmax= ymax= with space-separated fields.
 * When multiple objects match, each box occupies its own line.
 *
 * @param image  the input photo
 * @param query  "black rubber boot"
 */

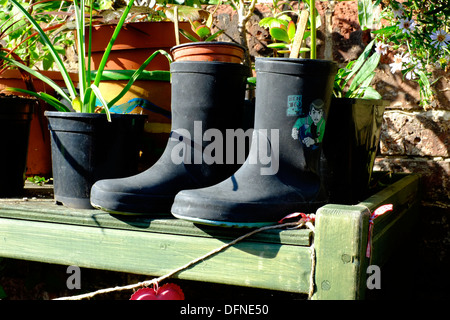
xmin=171 ymin=58 xmax=337 ymax=227
xmin=90 ymin=61 xmax=250 ymax=214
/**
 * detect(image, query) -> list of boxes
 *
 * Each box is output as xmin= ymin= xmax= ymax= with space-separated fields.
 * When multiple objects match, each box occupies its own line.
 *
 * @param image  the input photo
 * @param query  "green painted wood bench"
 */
xmin=0 ymin=173 xmax=420 ymax=300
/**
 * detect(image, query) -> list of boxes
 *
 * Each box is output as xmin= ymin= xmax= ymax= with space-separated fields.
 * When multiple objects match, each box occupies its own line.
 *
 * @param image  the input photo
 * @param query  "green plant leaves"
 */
xmin=10 ymin=0 xmax=77 ymax=101
xmin=361 ymin=87 xmax=382 ymax=99
xmin=358 ymin=0 xmax=381 ymax=30
xmin=179 ymin=28 xmax=199 ymax=42
xmin=2 ymin=86 xmax=71 ymax=112
xmin=287 ymin=20 xmax=296 ymax=41
xmin=204 ymin=29 xmax=224 ymax=42
xmin=334 ymin=39 xmax=382 ymax=99
xmin=90 ymin=84 xmax=111 ymax=121
xmin=4 ymin=0 xmax=172 ymax=115
xmin=270 ymin=27 xmax=290 ymax=43
xmin=106 ymin=50 xmax=172 ymax=108
xmin=195 ymin=25 xmax=212 ymax=40
xmin=259 ymin=17 xmax=290 ymax=29
xmin=267 ymin=42 xmax=289 ymax=49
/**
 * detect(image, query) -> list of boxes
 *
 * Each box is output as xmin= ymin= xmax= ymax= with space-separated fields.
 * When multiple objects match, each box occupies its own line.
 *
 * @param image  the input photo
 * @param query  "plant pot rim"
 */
xmin=0 ymin=95 xmax=35 ymax=117
xmin=171 ymin=42 xmax=246 ymax=64
xmin=256 ymin=57 xmax=337 ymax=64
xmin=0 ymin=94 xmax=38 ymax=116
xmin=255 ymin=57 xmax=338 ymax=76
xmin=44 ymin=111 xmax=148 ymax=119
xmin=171 ymin=41 xmax=246 ymax=52
xmin=91 ymin=20 xmax=183 ymax=28
xmin=171 ymin=61 xmax=250 ymax=76
xmin=0 ymin=93 xmax=38 ymax=102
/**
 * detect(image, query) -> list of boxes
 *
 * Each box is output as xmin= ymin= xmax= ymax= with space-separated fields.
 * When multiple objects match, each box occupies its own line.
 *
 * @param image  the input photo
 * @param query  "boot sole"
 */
xmin=90 ymin=186 xmax=174 ymax=216
xmin=171 ymin=212 xmax=277 ymax=229
xmin=171 ymin=191 xmax=324 ymax=228
xmin=90 ymin=202 xmax=170 ymax=216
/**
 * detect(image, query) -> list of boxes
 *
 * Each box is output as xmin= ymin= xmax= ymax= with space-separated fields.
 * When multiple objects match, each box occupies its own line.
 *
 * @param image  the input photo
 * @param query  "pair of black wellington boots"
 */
xmin=90 ymin=58 xmax=338 ymax=228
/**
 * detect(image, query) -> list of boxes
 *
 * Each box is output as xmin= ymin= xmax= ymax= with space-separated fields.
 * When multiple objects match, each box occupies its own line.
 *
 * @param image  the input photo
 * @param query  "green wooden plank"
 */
xmin=0 ymin=216 xmax=313 ymax=294
xmin=0 ymin=200 xmax=312 ymax=246
xmin=313 ymin=204 xmax=370 ymax=300
xmin=360 ymin=173 xmax=420 ymax=220
xmin=361 ymin=173 xmax=421 ymax=266
xmin=313 ymin=174 xmax=420 ymax=300
xmin=370 ymin=198 xmax=420 ymax=267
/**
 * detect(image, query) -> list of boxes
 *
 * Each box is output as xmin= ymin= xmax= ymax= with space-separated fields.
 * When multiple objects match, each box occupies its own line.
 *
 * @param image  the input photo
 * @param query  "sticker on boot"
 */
xmin=286 ymin=95 xmax=303 ymax=116
xmin=291 ymin=99 xmax=325 ymax=150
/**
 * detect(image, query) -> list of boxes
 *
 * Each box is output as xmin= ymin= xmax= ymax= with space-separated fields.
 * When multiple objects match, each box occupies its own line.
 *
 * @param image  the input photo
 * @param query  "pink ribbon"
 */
xmin=279 ymin=212 xmax=315 ymax=224
xmin=366 ymin=204 xmax=394 ymax=258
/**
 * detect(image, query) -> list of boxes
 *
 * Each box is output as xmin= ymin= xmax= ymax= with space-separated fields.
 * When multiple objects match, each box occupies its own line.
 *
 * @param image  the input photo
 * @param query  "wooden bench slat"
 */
xmin=312 ymin=174 xmax=420 ymax=299
xmin=0 ymin=200 xmax=312 ymax=246
xmin=0 ymin=215 xmax=313 ymax=293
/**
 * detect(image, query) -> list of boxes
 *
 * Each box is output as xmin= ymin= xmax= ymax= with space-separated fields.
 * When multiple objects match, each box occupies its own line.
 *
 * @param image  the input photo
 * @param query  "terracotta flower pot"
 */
xmin=170 ymin=42 xmax=246 ymax=64
xmin=87 ymin=21 xmax=195 ymax=71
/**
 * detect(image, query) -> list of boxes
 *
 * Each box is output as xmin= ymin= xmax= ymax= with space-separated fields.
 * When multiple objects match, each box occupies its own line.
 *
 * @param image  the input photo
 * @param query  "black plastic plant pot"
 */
xmin=322 ymin=98 xmax=389 ymax=204
xmin=45 ymin=111 xmax=146 ymax=209
xmin=0 ymin=96 xmax=35 ymax=197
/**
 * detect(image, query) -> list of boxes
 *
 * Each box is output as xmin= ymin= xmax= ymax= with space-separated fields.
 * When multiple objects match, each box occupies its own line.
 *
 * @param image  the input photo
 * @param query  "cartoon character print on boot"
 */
xmin=291 ymin=99 xmax=325 ymax=150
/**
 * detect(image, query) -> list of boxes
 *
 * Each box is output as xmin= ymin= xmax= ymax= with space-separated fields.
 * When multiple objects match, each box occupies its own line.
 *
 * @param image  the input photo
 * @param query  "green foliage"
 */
xmin=247 ymin=39 xmax=381 ymax=99
xmin=358 ymin=0 xmax=381 ymax=30
xmin=259 ymin=0 xmax=328 ymax=58
xmin=259 ymin=13 xmax=310 ymax=55
xmin=0 ymin=0 xmax=74 ymax=70
xmin=267 ymin=20 xmax=311 ymax=54
xmin=27 ymin=176 xmax=51 ymax=186
xmin=179 ymin=20 xmax=224 ymax=41
xmin=334 ymin=39 xmax=382 ymax=99
xmin=178 ymin=4 xmax=224 ymax=41
xmin=371 ymin=0 xmax=450 ymax=107
xmin=0 ymin=0 xmax=172 ymax=117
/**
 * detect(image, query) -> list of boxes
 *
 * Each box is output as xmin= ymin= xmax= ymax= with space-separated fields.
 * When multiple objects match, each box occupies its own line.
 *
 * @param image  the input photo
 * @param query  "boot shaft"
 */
xmin=253 ymin=58 xmax=337 ymax=176
xmin=168 ymin=61 xmax=251 ymax=183
xmin=170 ymin=61 xmax=250 ymax=134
